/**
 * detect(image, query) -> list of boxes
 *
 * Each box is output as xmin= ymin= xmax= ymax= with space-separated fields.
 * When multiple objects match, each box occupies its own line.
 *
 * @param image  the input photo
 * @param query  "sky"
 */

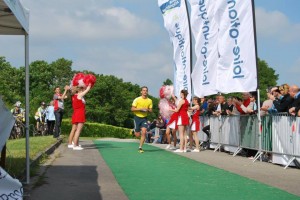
xmin=0 ymin=0 xmax=299 ymax=97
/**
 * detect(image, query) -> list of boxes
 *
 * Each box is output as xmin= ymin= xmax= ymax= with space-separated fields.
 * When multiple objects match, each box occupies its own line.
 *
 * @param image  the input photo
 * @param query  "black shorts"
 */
xmin=134 ymin=116 xmax=148 ymax=132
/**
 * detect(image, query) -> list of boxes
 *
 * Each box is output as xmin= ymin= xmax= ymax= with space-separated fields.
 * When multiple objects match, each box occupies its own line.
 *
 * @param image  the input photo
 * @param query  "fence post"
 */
xmin=0 ymin=144 xmax=6 ymax=169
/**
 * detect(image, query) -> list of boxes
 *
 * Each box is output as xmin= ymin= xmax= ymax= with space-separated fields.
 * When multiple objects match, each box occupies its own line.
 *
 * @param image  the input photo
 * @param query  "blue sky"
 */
xmin=0 ymin=0 xmax=299 ymax=97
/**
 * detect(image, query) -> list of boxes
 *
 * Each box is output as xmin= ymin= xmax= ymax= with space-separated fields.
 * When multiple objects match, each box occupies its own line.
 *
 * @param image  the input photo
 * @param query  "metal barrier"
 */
xmin=204 ymin=114 xmax=300 ymax=169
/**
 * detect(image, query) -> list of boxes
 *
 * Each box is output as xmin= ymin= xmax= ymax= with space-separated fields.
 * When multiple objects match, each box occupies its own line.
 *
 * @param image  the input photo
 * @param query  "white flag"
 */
xmin=216 ymin=0 xmax=257 ymax=93
xmin=158 ymin=0 xmax=192 ymax=100
xmin=0 ymin=167 xmax=23 ymax=200
xmin=189 ymin=0 xmax=219 ymax=97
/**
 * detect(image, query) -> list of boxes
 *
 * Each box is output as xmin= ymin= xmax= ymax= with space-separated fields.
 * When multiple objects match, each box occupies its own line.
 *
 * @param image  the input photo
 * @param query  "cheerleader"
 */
xmin=189 ymin=97 xmax=201 ymax=152
xmin=165 ymin=95 xmax=178 ymax=150
xmin=171 ymin=90 xmax=189 ymax=153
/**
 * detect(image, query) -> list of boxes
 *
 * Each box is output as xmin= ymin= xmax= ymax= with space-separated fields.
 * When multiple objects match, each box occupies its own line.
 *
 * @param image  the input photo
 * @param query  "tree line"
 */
xmin=0 ymin=56 xmax=278 ymax=128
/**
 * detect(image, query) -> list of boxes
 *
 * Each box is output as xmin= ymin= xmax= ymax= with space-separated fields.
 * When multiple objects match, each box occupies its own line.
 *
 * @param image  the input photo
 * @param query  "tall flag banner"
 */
xmin=216 ymin=0 xmax=257 ymax=93
xmin=189 ymin=0 xmax=219 ymax=97
xmin=158 ymin=0 xmax=192 ymax=100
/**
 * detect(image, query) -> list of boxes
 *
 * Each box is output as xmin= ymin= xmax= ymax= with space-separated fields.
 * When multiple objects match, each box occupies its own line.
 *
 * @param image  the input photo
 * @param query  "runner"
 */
xmin=131 ymin=86 xmax=153 ymax=153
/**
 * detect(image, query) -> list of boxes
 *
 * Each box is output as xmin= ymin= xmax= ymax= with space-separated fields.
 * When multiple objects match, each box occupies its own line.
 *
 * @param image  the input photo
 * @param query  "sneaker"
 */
xmin=174 ymin=149 xmax=184 ymax=153
xmin=138 ymin=148 xmax=144 ymax=153
xmin=165 ymin=144 xmax=171 ymax=149
xmin=72 ymin=141 xmax=81 ymax=147
xmin=169 ymin=146 xmax=176 ymax=150
xmin=73 ymin=146 xmax=84 ymax=150
xmin=191 ymin=149 xmax=200 ymax=152
xmin=67 ymin=144 xmax=73 ymax=148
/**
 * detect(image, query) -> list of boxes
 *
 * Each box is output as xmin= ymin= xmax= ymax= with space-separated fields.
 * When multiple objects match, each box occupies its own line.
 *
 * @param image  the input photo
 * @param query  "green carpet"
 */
xmin=94 ymin=141 xmax=299 ymax=200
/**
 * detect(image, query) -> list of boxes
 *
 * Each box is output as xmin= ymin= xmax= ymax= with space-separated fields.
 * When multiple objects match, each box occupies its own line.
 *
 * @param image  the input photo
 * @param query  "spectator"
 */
xmin=153 ymin=115 xmax=166 ymax=143
xmin=34 ymin=102 xmax=47 ymax=132
xmin=53 ymin=85 xmax=70 ymax=139
xmin=213 ymin=95 xmax=228 ymax=116
xmin=226 ymin=97 xmax=234 ymax=115
xmin=45 ymin=100 xmax=55 ymax=135
xmin=233 ymin=92 xmax=253 ymax=115
xmin=269 ymin=85 xmax=292 ymax=113
xmin=11 ymin=101 xmax=25 ymax=122
xmin=288 ymin=85 xmax=300 ymax=116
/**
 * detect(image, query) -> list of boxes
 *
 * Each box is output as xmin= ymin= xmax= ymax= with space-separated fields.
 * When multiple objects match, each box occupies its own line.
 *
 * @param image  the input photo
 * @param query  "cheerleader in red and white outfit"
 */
xmin=189 ymin=96 xmax=201 ymax=152
xmin=171 ymin=90 xmax=189 ymax=153
xmin=68 ymin=84 xmax=91 ymax=150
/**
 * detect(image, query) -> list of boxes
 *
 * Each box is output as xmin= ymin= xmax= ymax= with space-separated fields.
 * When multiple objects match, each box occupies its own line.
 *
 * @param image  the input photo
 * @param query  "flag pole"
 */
xmin=184 ymin=0 xmax=193 ymax=101
xmin=251 ymin=0 xmax=263 ymax=162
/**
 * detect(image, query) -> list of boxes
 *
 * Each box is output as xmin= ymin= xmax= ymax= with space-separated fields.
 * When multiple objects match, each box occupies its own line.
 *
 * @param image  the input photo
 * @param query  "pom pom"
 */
xmin=83 ymin=74 xmax=96 ymax=88
xmin=72 ymin=73 xmax=85 ymax=87
xmin=71 ymin=73 xmax=96 ymax=89
xmin=159 ymin=86 xmax=166 ymax=98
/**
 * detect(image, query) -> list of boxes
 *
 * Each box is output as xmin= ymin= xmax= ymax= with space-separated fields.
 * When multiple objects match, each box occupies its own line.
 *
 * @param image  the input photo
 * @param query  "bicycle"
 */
xmin=34 ymin=115 xmax=48 ymax=136
xmin=9 ymin=116 xmax=25 ymax=139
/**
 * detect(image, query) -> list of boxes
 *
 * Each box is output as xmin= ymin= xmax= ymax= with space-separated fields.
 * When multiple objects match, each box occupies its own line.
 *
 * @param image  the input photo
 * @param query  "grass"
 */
xmin=4 ymin=136 xmax=58 ymax=179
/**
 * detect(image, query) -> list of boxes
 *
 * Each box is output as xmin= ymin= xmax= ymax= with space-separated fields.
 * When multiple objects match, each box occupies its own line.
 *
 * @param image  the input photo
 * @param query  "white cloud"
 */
xmin=25 ymin=1 xmax=161 ymax=41
xmin=255 ymin=7 xmax=300 ymax=43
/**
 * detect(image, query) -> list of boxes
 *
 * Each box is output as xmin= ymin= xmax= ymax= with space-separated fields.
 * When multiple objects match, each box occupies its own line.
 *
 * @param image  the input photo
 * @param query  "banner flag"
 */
xmin=158 ymin=0 xmax=192 ymax=100
xmin=0 ymin=167 xmax=23 ymax=199
xmin=189 ymin=0 xmax=220 ymax=97
xmin=0 ymin=97 xmax=15 ymax=152
xmin=216 ymin=0 xmax=257 ymax=93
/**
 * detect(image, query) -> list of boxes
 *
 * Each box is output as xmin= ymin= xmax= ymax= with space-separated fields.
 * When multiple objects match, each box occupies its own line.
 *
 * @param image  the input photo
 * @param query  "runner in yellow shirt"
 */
xmin=131 ymin=86 xmax=153 ymax=153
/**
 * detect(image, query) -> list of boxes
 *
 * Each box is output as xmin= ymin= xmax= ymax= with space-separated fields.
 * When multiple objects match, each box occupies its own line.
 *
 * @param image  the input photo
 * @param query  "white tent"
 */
xmin=0 ymin=0 xmax=30 ymax=184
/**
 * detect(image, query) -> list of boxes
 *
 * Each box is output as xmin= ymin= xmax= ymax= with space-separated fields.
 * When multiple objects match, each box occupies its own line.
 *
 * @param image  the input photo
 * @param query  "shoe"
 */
xmin=174 ymin=149 xmax=184 ymax=153
xmin=72 ymin=141 xmax=81 ymax=147
xmin=67 ymin=144 xmax=73 ymax=148
xmin=169 ymin=146 xmax=176 ymax=150
xmin=183 ymin=148 xmax=187 ymax=153
xmin=165 ymin=145 xmax=171 ymax=149
xmin=73 ymin=146 xmax=84 ymax=150
xmin=138 ymin=148 xmax=144 ymax=153
xmin=191 ymin=149 xmax=200 ymax=152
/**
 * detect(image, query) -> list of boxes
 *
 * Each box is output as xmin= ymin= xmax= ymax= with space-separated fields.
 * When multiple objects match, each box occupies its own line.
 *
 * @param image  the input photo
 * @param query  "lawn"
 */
xmin=4 ymin=136 xmax=58 ymax=179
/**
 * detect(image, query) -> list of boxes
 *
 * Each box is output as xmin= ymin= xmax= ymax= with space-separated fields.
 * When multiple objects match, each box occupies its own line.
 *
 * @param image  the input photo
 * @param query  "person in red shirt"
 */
xmin=53 ymin=85 xmax=69 ymax=138
xmin=233 ymin=92 xmax=253 ymax=114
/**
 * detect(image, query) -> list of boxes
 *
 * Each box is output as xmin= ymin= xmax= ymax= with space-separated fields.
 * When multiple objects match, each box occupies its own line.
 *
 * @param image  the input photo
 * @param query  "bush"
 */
xmin=61 ymin=119 xmax=133 ymax=138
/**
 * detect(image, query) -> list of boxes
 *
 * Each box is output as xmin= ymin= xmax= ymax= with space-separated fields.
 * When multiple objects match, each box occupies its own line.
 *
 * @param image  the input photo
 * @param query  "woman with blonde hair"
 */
xmin=68 ymin=84 xmax=91 ymax=150
xmin=171 ymin=90 xmax=189 ymax=153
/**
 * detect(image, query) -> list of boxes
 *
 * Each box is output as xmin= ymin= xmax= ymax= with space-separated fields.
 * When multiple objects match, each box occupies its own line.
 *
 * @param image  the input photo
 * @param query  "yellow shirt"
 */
xmin=132 ymin=96 xmax=153 ymax=118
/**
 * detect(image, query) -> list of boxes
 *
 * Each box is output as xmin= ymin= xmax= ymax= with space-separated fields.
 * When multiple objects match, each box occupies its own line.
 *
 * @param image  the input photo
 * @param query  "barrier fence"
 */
xmin=197 ymin=114 xmax=300 ymax=169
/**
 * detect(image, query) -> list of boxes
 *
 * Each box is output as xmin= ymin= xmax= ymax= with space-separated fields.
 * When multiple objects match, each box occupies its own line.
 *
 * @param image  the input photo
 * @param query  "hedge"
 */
xmin=61 ymin=119 xmax=134 ymax=138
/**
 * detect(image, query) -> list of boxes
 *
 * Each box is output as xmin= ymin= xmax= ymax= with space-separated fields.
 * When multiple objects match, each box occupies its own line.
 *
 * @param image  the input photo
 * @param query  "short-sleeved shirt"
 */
xmin=132 ymin=96 xmax=153 ymax=118
xmin=53 ymin=93 xmax=64 ymax=110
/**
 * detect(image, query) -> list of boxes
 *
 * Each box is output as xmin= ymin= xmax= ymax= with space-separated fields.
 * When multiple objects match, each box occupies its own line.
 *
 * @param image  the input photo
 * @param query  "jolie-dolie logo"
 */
xmin=160 ymin=0 xmax=181 ymax=15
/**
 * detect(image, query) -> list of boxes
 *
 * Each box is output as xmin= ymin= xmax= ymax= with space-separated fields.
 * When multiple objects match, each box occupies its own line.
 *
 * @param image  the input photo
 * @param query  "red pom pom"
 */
xmin=159 ymin=86 xmax=166 ymax=99
xmin=72 ymin=73 xmax=85 ymax=87
xmin=83 ymin=74 xmax=96 ymax=88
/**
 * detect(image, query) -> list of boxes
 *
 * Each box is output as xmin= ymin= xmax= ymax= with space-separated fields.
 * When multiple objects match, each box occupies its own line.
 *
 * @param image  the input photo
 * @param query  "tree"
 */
xmin=257 ymin=58 xmax=279 ymax=101
xmin=163 ymin=78 xmax=173 ymax=85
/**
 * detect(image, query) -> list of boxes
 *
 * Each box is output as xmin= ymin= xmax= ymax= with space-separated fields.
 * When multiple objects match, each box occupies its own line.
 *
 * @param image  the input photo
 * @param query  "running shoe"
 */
xmin=174 ymin=149 xmax=184 ymax=153
xmin=138 ymin=148 xmax=144 ymax=153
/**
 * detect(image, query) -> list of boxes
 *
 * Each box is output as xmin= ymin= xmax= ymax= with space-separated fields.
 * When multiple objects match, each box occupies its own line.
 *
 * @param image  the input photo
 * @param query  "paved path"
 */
xmin=25 ymin=139 xmax=300 ymax=199
xmin=25 ymin=140 xmax=128 ymax=200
